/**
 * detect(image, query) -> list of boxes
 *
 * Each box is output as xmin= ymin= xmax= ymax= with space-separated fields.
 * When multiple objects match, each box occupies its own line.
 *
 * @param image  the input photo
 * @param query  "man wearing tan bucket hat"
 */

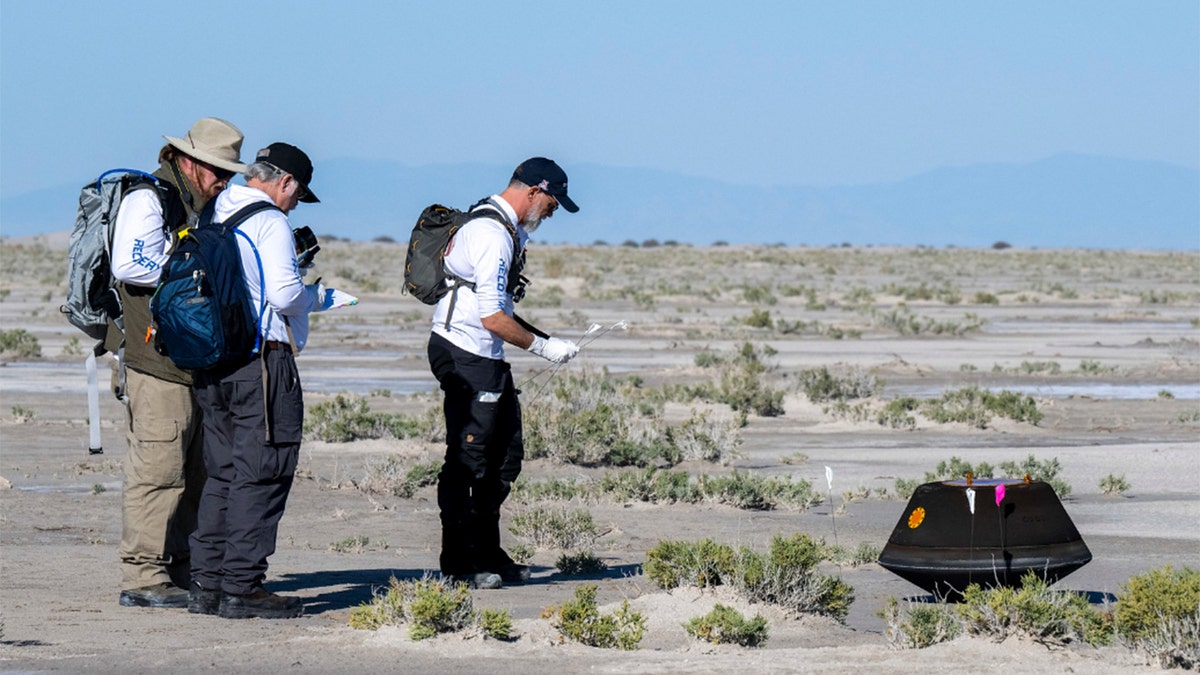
xmin=106 ymin=117 xmax=247 ymax=608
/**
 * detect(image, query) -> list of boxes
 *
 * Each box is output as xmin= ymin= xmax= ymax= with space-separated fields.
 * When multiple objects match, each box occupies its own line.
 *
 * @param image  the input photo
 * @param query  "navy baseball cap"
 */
xmin=512 ymin=157 xmax=578 ymax=213
xmin=255 ymin=142 xmax=319 ymax=203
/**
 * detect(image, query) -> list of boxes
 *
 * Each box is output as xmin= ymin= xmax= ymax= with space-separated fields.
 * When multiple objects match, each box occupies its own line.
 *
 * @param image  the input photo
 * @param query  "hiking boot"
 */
xmin=119 ymin=582 xmax=189 ymax=608
xmin=490 ymin=563 xmax=531 ymax=585
xmin=188 ymin=581 xmax=221 ymax=615
xmin=442 ymin=572 xmax=503 ymax=590
xmin=218 ymin=589 xmax=304 ymax=620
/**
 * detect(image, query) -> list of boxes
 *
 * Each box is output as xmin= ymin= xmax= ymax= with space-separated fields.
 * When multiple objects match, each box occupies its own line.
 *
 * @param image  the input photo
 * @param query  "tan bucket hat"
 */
xmin=162 ymin=117 xmax=247 ymax=173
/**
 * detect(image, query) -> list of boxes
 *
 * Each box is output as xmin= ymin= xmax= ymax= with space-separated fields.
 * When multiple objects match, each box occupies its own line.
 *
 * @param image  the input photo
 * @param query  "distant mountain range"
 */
xmin=2 ymin=154 xmax=1195 ymax=249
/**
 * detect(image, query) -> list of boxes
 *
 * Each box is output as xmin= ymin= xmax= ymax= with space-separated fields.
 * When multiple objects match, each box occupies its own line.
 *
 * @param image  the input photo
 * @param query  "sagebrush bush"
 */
xmin=357 ymin=457 xmax=440 ymax=498
xmin=348 ymin=576 xmax=512 ymax=640
xmin=0 ymin=328 xmax=41 ymax=359
xmin=556 ymin=551 xmax=608 ymax=575
xmin=524 ymin=367 xmax=743 ymax=467
xmin=645 ymin=533 xmax=854 ymax=621
xmin=509 ymin=506 xmax=599 ymax=551
xmin=1116 ymin=566 xmax=1200 ymax=642
xmin=544 ymin=584 xmax=646 ymax=650
xmin=880 ymin=596 xmax=961 ymax=649
xmin=684 ymin=603 xmax=769 ymax=647
xmin=956 ymin=573 xmax=1111 ymax=646
xmin=997 ymin=454 xmax=1071 ymax=498
xmin=797 ymin=365 xmax=880 ymax=402
xmin=922 ymin=387 xmax=1043 ymax=429
xmin=303 ymin=393 xmax=426 ymax=442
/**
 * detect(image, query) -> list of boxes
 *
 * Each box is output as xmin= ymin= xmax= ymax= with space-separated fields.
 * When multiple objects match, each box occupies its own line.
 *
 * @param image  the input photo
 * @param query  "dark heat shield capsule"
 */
xmin=877 ymin=478 xmax=1092 ymax=597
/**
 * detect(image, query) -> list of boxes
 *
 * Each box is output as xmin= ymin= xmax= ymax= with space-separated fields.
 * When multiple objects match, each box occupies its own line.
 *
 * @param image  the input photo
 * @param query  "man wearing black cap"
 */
xmin=428 ymin=157 xmax=580 ymax=589
xmin=187 ymin=143 xmax=324 ymax=619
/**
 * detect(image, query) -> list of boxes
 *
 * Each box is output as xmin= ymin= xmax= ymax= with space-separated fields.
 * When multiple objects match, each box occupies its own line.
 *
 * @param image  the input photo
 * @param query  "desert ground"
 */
xmin=1 ymin=235 xmax=1197 ymax=673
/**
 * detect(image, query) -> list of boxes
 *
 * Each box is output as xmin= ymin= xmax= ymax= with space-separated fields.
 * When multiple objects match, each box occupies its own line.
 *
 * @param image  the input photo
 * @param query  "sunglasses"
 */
xmin=198 ymin=160 xmax=235 ymax=182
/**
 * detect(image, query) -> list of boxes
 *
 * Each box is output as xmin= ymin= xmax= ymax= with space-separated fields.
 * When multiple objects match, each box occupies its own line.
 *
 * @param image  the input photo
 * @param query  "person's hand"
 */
xmin=528 ymin=336 xmax=579 ymax=364
xmin=306 ymin=282 xmax=328 ymax=309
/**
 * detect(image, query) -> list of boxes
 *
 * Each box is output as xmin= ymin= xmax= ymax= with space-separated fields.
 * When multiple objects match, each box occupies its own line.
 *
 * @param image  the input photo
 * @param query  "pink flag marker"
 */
xmin=995 ymin=483 xmax=1006 ymax=506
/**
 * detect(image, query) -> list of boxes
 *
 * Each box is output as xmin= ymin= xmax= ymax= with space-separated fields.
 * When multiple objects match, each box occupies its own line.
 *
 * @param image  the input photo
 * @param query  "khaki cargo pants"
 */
xmin=119 ymin=369 xmax=205 ymax=590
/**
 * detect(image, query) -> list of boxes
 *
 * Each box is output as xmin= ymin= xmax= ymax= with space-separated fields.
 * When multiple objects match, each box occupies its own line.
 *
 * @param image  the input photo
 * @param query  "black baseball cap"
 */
xmin=255 ymin=142 xmax=319 ymax=203
xmin=512 ymin=157 xmax=578 ymax=213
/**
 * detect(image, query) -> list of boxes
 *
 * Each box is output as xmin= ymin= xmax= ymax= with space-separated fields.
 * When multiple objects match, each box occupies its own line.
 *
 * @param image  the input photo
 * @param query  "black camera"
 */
xmin=293 ymin=226 xmax=320 ymax=268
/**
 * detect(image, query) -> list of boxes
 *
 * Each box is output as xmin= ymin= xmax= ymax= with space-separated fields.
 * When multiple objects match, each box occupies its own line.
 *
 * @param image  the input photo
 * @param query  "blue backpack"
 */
xmin=150 ymin=200 xmax=279 ymax=370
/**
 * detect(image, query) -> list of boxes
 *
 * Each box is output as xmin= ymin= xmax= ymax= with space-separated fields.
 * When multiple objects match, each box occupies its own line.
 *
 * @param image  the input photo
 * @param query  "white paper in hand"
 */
xmin=313 ymin=288 xmax=359 ymax=312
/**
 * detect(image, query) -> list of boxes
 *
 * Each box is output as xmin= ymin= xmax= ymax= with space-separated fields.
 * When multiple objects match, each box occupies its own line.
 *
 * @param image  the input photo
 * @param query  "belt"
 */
xmin=263 ymin=340 xmax=293 ymax=354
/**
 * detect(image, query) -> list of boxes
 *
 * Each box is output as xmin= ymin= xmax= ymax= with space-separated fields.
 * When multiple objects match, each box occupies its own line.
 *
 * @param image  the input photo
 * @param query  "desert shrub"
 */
xmin=1116 ymin=566 xmax=1200 ymax=645
xmin=544 ymin=584 xmax=646 ymax=650
xmin=1099 ymin=473 xmax=1130 ymax=496
xmin=925 ymin=456 xmax=995 ymax=482
xmin=1139 ymin=610 xmax=1200 ymax=670
xmin=509 ymin=506 xmax=599 ymax=551
xmin=356 ymin=457 xmax=441 ymax=498
xmin=477 ymin=608 xmax=514 ymax=641
xmin=663 ymin=343 xmax=786 ymax=417
xmin=877 ymin=397 xmax=919 ymax=429
xmin=511 ymin=476 xmax=588 ymax=503
xmin=880 ymin=596 xmax=961 ymax=648
xmin=525 ymin=367 xmax=739 ymax=467
xmin=798 ymin=365 xmax=880 ymax=402
xmin=871 ymin=307 xmax=985 ymax=336
xmin=10 ymin=405 xmax=34 ymax=422
xmin=922 ymin=387 xmax=1043 ymax=429
xmin=684 ymin=604 xmax=769 ymax=647
xmin=645 ymin=534 xmax=854 ymax=622
xmin=697 ymin=470 xmax=821 ymax=510
xmin=893 ymin=477 xmax=921 ymax=499
xmin=1019 ymin=360 xmax=1062 ymax=375
xmin=973 ymin=291 xmax=1000 ymax=305
xmin=740 ymin=284 xmax=777 ymax=305
xmin=556 ymin=551 xmax=608 ymax=575
xmin=0 ymin=328 xmax=41 ymax=359
xmin=599 ymin=467 xmax=701 ymax=504
xmin=673 ymin=410 xmax=744 ymax=464
xmin=997 ymin=455 xmax=1071 ymax=498
xmin=824 ymin=542 xmax=881 ymax=567
xmin=328 ymin=535 xmax=371 ymax=553
xmin=303 ymin=393 xmax=424 ymax=442
xmin=349 ymin=576 xmax=510 ymax=640
xmin=956 ymin=573 xmax=1111 ymax=646
xmin=694 ymin=350 xmax=723 ymax=368
xmin=992 ymin=241 xmax=1012 ymax=250
xmin=741 ymin=308 xmax=774 ymax=328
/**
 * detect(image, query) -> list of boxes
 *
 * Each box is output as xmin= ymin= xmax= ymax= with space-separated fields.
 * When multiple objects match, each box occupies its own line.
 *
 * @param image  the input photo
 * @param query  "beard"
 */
xmin=523 ymin=202 xmax=546 ymax=234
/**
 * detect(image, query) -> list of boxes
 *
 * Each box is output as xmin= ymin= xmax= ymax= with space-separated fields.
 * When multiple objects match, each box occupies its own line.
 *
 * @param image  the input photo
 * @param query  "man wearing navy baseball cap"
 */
xmin=427 ymin=156 xmax=580 ymax=589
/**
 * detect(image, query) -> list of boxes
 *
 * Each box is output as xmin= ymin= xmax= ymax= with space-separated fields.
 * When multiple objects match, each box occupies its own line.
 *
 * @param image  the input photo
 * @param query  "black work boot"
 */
xmin=119 ymin=582 xmax=189 ymax=608
xmin=187 ymin=581 xmax=221 ymax=615
xmin=218 ymin=588 xmax=304 ymax=620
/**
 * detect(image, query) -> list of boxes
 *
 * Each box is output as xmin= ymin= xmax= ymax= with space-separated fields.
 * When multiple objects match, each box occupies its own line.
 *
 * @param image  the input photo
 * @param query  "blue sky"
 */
xmin=1 ymin=1 xmax=1196 ymax=200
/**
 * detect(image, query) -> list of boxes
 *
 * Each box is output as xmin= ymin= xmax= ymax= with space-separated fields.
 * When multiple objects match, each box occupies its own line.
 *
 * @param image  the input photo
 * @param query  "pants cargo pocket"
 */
xmin=267 ymin=353 xmax=303 ymax=447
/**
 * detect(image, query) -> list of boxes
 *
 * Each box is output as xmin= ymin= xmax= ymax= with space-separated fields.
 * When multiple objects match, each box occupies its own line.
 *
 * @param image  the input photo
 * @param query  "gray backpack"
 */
xmin=61 ymin=169 xmax=169 ymax=454
xmin=61 ymin=169 xmax=166 ymax=341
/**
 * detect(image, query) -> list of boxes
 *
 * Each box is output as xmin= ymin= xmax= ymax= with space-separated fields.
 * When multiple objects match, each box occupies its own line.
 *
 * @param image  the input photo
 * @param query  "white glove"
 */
xmin=306 ymin=282 xmax=328 ymax=310
xmin=528 ymin=335 xmax=579 ymax=364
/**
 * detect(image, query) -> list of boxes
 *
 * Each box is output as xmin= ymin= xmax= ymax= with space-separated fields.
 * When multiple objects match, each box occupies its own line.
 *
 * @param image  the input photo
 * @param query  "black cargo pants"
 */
xmin=427 ymin=332 xmax=523 ymax=576
xmin=189 ymin=346 xmax=303 ymax=595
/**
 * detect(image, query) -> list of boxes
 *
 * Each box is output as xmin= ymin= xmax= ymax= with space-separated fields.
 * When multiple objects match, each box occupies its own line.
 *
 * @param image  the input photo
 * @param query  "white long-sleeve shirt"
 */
xmin=214 ymin=184 xmax=315 ymax=351
xmin=431 ymin=195 xmax=529 ymax=359
xmin=110 ymin=188 xmax=171 ymax=287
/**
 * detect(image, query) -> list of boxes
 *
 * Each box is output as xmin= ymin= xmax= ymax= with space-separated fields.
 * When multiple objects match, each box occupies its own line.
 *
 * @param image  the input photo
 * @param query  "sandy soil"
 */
xmin=1 ymin=238 xmax=1197 ymax=673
